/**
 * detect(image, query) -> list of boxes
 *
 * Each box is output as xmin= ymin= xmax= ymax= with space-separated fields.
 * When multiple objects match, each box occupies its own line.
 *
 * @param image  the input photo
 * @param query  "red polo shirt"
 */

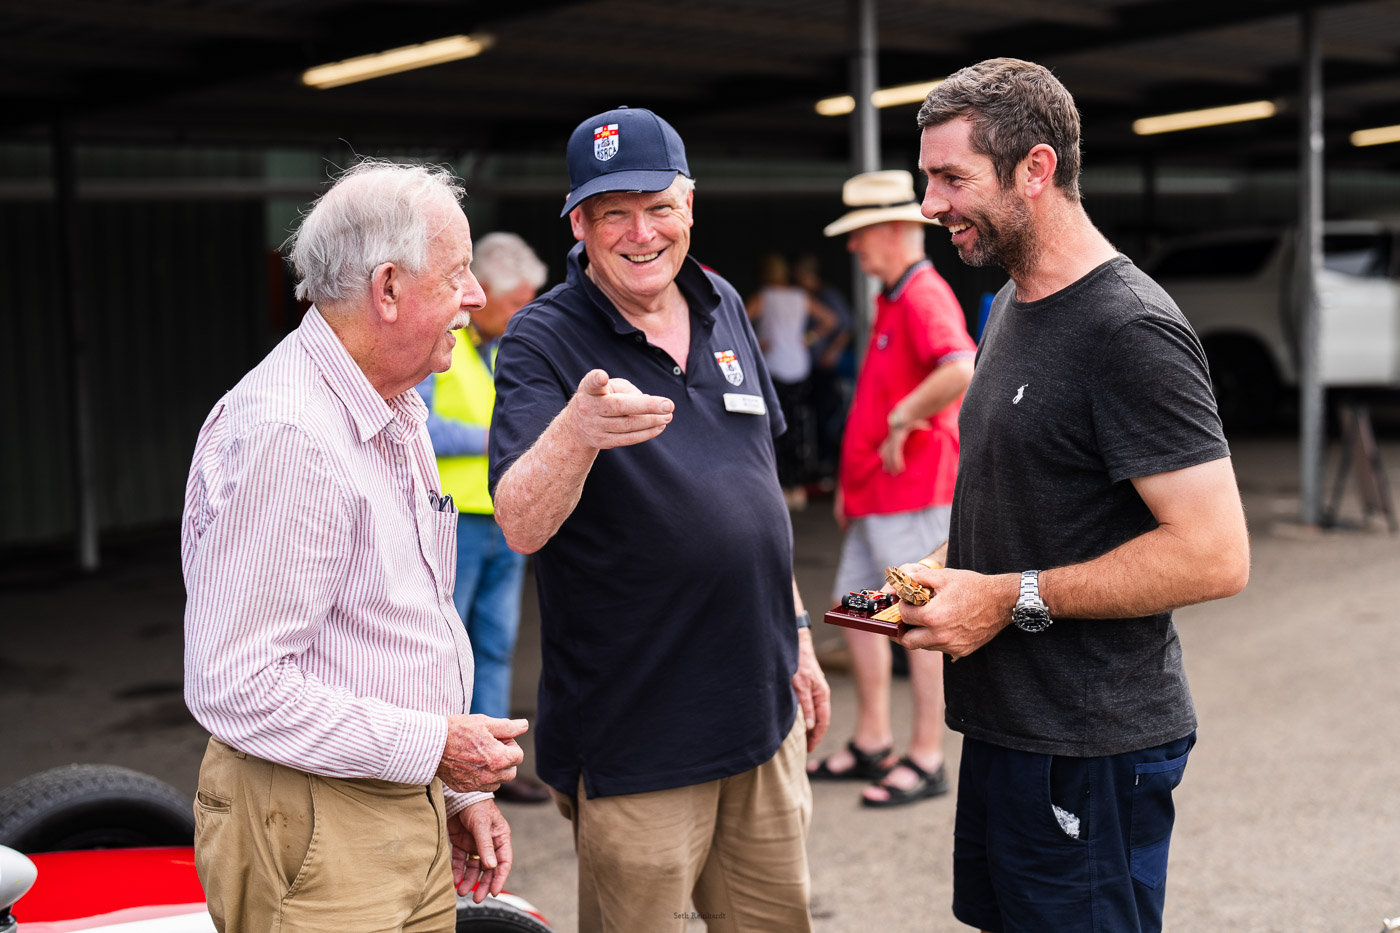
xmin=839 ymin=260 xmax=976 ymax=518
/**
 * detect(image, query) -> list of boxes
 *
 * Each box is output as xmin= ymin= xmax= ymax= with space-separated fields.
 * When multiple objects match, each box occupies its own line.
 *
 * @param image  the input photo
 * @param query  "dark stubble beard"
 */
xmin=954 ymin=187 xmax=1040 ymax=283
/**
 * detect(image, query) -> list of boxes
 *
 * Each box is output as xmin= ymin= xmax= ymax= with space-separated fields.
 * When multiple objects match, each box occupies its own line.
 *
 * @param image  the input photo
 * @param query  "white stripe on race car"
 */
xmin=22 ymin=905 xmax=214 ymax=933
xmin=491 ymin=891 xmax=546 ymax=918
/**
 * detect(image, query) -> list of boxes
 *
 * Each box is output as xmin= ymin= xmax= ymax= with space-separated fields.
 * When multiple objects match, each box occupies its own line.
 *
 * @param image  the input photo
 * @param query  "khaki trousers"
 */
xmin=193 ymin=737 xmax=456 ymax=932
xmin=554 ymin=714 xmax=814 ymax=933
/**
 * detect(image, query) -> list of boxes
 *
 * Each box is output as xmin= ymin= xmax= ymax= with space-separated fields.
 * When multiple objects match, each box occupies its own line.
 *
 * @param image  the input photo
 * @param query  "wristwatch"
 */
xmin=1012 ymin=570 xmax=1053 ymax=633
xmin=887 ymin=409 xmax=907 ymax=432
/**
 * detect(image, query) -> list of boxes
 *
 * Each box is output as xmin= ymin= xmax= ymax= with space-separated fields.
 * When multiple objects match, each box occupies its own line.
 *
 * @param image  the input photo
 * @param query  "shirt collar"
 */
xmin=884 ymin=259 xmax=932 ymax=302
xmin=565 ymin=241 xmax=720 ymax=335
xmin=298 ymin=307 xmax=426 ymax=445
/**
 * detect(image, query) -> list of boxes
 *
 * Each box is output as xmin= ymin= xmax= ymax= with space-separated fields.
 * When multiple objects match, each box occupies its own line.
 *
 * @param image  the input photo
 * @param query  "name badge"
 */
xmin=723 ymin=393 xmax=767 ymax=415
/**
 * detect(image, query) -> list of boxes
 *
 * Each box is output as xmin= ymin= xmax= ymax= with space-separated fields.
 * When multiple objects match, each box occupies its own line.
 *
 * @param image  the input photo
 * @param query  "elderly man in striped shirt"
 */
xmin=182 ymin=160 xmax=527 ymax=932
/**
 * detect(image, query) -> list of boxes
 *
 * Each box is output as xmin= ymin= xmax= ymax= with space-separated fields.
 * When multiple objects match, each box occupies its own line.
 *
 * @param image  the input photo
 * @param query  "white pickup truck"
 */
xmin=1145 ymin=222 xmax=1400 ymax=427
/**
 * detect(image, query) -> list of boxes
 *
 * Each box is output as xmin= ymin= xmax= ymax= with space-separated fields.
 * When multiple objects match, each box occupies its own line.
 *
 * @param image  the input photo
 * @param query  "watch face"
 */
xmin=1014 ymin=607 xmax=1053 ymax=633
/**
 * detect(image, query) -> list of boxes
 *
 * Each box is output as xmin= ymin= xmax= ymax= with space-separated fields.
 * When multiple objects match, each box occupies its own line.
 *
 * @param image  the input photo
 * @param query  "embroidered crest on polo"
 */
xmin=714 ymin=350 xmax=744 ymax=386
xmin=1013 ymin=384 xmax=1028 ymax=404
xmin=593 ymin=123 xmax=619 ymax=161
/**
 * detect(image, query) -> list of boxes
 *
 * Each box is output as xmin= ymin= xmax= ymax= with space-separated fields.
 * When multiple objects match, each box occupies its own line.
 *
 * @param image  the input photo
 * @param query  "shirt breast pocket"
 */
xmin=416 ymin=500 xmax=459 ymax=600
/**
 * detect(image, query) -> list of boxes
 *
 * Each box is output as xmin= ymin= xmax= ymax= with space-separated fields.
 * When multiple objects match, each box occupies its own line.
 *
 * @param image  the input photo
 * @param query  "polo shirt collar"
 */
xmin=566 ymin=241 xmax=720 ymax=334
xmin=299 ymin=307 xmax=426 ymax=444
xmin=884 ymin=259 xmax=932 ymax=302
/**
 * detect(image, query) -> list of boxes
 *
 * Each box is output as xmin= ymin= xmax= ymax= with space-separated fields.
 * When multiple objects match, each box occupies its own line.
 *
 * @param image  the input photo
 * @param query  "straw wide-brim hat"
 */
xmin=823 ymin=170 xmax=940 ymax=237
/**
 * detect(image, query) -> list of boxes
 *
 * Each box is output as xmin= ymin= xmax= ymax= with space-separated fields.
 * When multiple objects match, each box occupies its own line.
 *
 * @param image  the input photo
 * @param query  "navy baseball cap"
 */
xmin=560 ymin=106 xmax=690 ymax=217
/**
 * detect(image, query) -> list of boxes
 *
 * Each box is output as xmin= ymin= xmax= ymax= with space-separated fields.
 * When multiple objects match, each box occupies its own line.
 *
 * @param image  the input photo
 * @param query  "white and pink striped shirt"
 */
xmin=182 ymin=308 xmax=488 ymax=815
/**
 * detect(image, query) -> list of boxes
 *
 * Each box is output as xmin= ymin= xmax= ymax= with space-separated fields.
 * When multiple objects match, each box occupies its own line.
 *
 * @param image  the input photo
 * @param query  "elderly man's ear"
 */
xmin=371 ymin=261 xmax=401 ymax=323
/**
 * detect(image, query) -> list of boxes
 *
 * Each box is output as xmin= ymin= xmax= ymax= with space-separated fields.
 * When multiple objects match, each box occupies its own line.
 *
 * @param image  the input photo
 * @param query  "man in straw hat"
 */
xmin=488 ymin=106 xmax=829 ymax=932
xmin=806 ymin=170 xmax=975 ymax=808
xmin=892 ymin=58 xmax=1250 ymax=933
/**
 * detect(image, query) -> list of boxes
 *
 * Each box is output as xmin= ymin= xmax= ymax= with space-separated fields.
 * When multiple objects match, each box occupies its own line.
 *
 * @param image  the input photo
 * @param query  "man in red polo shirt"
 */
xmin=807 ymin=170 xmax=976 ymax=806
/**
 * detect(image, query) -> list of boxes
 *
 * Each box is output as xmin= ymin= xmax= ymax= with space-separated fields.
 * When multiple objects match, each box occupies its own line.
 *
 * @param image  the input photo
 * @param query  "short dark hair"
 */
xmin=917 ymin=58 xmax=1082 ymax=202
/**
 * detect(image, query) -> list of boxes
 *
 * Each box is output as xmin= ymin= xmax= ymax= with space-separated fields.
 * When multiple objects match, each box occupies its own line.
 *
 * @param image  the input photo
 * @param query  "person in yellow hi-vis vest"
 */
xmin=416 ymin=232 xmax=551 ymax=804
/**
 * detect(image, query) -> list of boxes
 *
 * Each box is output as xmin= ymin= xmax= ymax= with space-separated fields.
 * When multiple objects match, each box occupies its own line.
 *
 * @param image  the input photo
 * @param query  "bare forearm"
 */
xmin=493 ymin=406 xmax=597 ymax=554
xmin=890 ymin=359 xmax=973 ymax=426
xmin=1041 ymin=522 xmax=1249 ymax=620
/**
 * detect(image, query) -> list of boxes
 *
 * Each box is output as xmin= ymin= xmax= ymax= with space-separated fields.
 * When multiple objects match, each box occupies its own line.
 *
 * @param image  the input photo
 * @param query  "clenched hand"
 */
xmin=436 ymin=714 xmax=528 ymax=793
xmin=894 ymin=563 xmax=1018 ymax=659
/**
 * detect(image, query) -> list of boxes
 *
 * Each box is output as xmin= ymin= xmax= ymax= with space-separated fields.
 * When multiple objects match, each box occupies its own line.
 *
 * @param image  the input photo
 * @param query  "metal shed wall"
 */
xmin=0 ymin=198 xmax=268 ymax=547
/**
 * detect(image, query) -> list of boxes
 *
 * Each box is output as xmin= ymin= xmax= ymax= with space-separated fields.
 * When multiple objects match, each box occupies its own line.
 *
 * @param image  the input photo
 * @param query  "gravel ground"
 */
xmin=1 ymin=435 xmax=1397 ymax=932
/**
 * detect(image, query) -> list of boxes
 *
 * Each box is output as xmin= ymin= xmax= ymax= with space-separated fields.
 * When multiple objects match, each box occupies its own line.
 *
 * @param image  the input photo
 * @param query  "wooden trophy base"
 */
xmin=822 ymin=606 xmax=905 ymax=638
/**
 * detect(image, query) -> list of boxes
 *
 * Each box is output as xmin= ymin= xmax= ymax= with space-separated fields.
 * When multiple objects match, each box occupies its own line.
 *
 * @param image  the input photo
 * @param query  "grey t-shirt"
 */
xmin=945 ymin=255 xmax=1229 ymax=757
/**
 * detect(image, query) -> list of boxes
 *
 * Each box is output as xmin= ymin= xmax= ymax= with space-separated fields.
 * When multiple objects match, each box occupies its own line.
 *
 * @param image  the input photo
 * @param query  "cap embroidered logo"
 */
xmin=594 ymin=124 xmax=619 ymax=161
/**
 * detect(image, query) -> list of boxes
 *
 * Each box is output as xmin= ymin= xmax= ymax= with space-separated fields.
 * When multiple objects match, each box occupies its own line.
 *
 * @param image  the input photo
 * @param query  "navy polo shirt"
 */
xmin=488 ymin=242 xmax=798 ymax=799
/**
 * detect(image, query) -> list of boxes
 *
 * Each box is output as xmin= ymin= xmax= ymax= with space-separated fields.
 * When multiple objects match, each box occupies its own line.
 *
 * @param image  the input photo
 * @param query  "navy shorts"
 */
xmin=952 ymin=732 xmax=1196 ymax=933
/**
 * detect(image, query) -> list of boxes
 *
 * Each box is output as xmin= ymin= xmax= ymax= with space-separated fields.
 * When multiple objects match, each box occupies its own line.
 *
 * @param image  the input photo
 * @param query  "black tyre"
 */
xmin=456 ymin=894 xmax=554 ymax=932
xmin=0 ymin=764 xmax=195 ymax=853
xmin=1204 ymin=337 xmax=1281 ymax=432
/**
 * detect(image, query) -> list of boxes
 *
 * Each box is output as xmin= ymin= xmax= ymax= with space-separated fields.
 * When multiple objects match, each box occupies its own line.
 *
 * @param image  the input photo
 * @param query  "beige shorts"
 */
xmin=553 ymin=713 xmax=814 ymax=933
xmin=193 ymin=736 xmax=456 ymax=933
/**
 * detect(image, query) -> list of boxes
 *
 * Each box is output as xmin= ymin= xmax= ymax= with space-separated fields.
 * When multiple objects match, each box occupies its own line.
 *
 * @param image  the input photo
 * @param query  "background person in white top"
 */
xmin=746 ymin=253 xmax=840 ymax=507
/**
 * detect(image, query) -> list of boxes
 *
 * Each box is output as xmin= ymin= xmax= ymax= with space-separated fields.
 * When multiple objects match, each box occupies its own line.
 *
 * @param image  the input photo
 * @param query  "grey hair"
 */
xmin=286 ymin=159 xmax=466 ymax=305
xmin=472 ymin=232 xmax=548 ymax=294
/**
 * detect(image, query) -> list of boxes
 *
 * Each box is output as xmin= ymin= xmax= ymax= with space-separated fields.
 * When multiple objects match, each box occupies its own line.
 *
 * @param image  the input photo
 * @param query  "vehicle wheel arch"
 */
xmin=1199 ymin=332 xmax=1284 ymax=430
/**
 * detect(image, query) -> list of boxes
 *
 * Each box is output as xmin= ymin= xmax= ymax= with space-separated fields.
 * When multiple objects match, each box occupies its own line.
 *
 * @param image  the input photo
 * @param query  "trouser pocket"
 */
xmin=1129 ymin=735 xmax=1195 ymax=888
xmin=1048 ymin=753 xmax=1091 ymax=841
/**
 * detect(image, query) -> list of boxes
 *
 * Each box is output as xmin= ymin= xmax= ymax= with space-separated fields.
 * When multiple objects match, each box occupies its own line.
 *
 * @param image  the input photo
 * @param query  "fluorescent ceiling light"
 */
xmin=303 ymin=34 xmax=493 ymax=89
xmin=1351 ymin=124 xmax=1400 ymax=147
xmin=816 ymin=79 xmax=944 ymax=117
xmin=1132 ymin=100 xmax=1276 ymax=136
xmin=816 ymin=95 xmax=856 ymax=117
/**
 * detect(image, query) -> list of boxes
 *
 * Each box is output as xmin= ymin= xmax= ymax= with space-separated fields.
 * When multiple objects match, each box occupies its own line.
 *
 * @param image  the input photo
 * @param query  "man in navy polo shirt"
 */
xmin=489 ymin=107 xmax=830 ymax=933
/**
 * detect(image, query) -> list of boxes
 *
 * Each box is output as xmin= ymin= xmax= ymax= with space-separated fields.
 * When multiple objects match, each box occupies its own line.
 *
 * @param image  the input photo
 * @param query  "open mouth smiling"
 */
xmin=623 ymin=249 xmax=663 ymax=264
xmin=944 ymin=221 xmax=975 ymax=244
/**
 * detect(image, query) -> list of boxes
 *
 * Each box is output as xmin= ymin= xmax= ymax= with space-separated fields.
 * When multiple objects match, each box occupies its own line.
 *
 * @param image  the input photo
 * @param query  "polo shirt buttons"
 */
xmin=672 ymin=366 xmax=681 ymax=375
xmin=634 ymin=334 xmax=644 ymax=343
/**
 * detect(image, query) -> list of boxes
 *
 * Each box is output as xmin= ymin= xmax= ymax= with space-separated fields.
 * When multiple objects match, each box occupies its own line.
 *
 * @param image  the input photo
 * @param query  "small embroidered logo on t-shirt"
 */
xmin=714 ymin=349 xmax=744 ymax=386
xmin=1013 ymin=384 xmax=1027 ymax=404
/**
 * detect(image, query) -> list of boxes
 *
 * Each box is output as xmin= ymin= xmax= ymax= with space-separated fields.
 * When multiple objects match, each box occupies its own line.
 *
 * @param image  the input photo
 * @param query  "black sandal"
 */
xmin=808 ymin=741 xmax=894 ymax=782
xmin=861 ymin=756 xmax=948 ymax=807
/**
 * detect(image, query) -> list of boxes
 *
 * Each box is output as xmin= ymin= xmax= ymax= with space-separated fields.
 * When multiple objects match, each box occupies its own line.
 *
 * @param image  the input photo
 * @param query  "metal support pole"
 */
xmin=849 ymin=0 xmax=881 ymax=357
xmin=850 ymin=0 xmax=879 ymax=176
xmin=52 ymin=120 xmax=100 ymax=571
xmin=1298 ymin=5 xmax=1325 ymax=527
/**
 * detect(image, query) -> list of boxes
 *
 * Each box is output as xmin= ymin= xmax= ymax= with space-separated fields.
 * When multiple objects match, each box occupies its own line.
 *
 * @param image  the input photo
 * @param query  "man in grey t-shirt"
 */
xmin=893 ymin=59 xmax=1251 ymax=933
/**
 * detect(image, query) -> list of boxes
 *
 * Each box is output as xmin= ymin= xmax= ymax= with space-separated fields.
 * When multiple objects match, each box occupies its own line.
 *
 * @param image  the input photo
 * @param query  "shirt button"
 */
xmin=672 ymin=366 xmax=681 ymax=375
xmin=395 ymin=453 xmax=405 ymax=464
xmin=634 ymin=334 xmax=644 ymax=343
